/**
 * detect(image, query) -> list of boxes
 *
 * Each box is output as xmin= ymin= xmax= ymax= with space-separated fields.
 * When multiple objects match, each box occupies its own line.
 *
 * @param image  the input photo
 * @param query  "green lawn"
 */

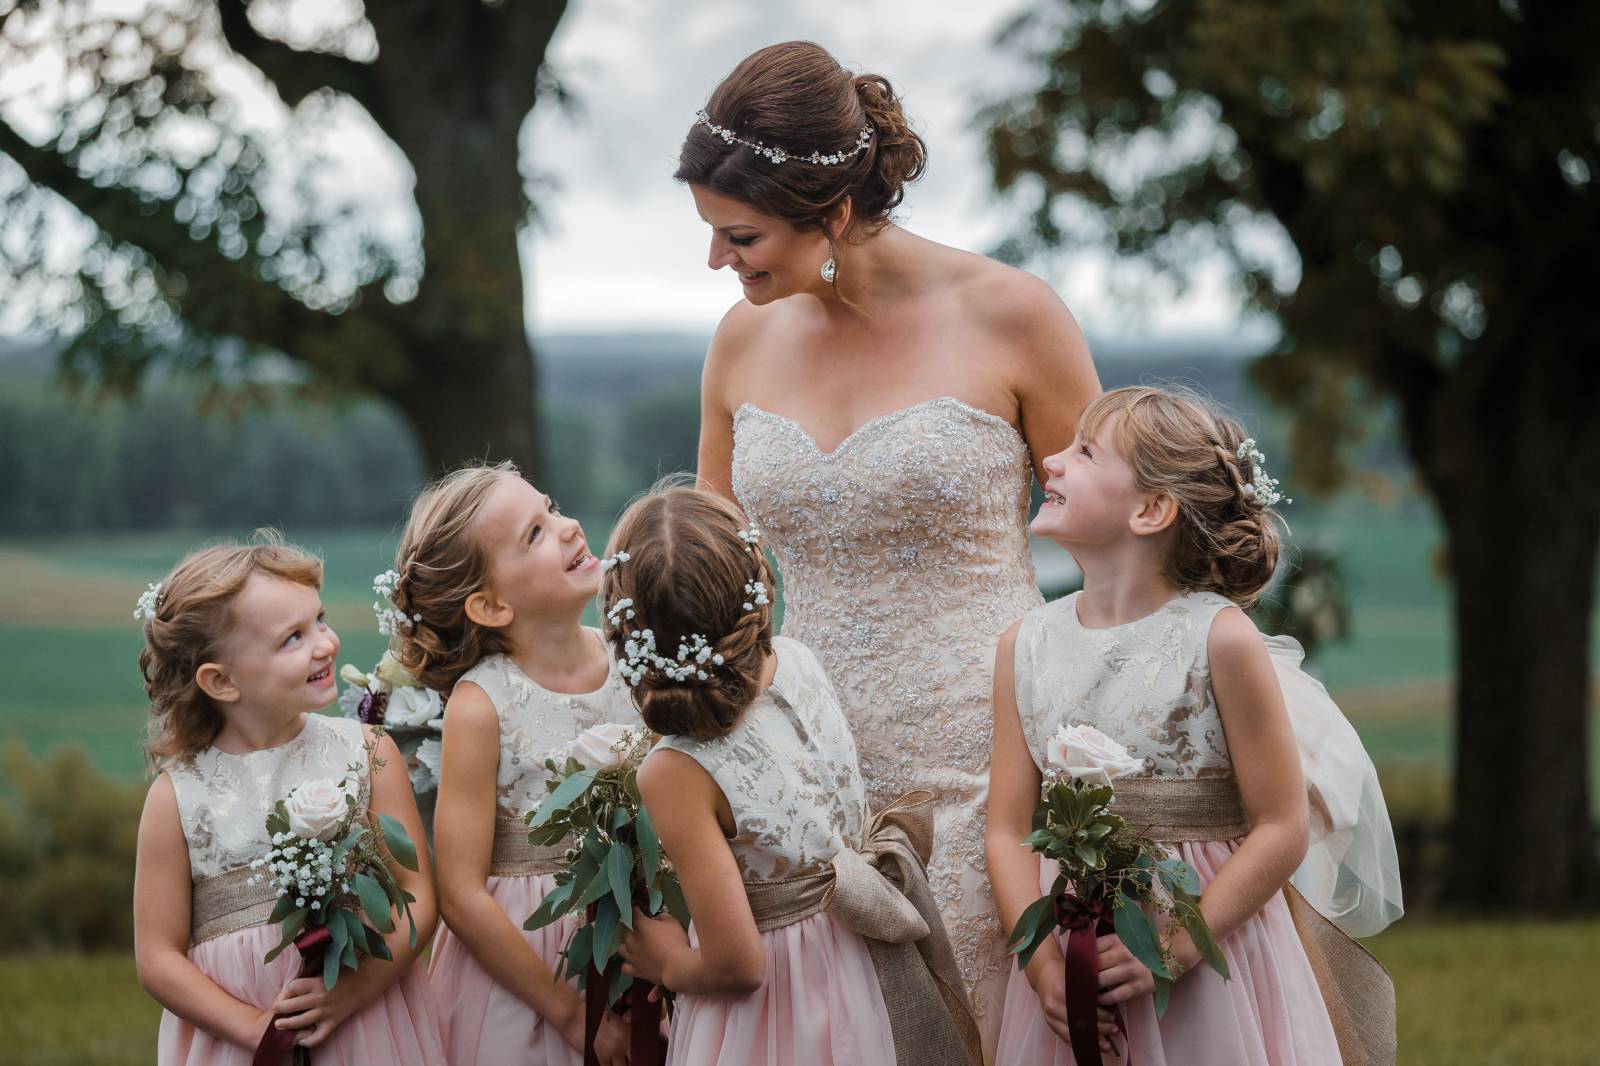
xmin=3 ymin=917 xmax=1594 ymax=1064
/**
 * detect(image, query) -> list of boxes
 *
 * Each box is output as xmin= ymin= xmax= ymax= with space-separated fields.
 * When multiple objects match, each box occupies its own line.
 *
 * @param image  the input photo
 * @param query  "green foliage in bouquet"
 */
xmin=523 ymin=738 xmax=689 ymax=1007
xmin=255 ymin=734 xmax=421 ymax=991
xmin=1008 ymin=778 xmax=1230 ymax=1014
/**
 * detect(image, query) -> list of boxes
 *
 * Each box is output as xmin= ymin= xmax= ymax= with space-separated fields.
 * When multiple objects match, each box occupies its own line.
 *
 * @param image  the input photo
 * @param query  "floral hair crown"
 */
xmin=1235 ymin=439 xmax=1292 ymax=508
xmin=694 ymin=109 xmax=873 ymax=167
xmin=372 ymin=569 xmax=420 ymax=637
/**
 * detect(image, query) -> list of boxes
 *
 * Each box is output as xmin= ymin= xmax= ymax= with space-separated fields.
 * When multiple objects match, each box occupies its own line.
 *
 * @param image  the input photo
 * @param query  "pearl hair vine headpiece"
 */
xmin=694 ymin=109 xmax=873 ymax=166
xmin=1235 ymin=439 xmax=1292 ymax=508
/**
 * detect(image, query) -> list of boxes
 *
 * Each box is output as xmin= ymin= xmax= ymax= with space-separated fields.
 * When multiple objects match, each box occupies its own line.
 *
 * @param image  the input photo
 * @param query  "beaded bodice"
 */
xmin=1012 ymin=591 xmax=1238 ymax=778
xmin=656 ymin=637 xmax=867 ymax=882
xmin=165 ymin=714 xmax=368 ymax=881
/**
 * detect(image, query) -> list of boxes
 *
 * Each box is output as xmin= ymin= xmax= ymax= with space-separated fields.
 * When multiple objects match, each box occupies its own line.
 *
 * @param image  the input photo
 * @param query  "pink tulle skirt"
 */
xmin=156 ymin=922 xmax=445 ymax=1065
xmin=995 ymin=843 xmax=1342 ymax=1066
xmin=666 ymin=911 xmax=896 ymax=1066
xmin=428 ymin=872 xmax=583 ymax=1066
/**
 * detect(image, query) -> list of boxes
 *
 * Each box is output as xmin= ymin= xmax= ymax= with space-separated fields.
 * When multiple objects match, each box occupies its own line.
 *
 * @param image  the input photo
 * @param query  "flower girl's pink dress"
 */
xmin=655 ymin=636 xmax=897 ymax=1066
xmin=156 ymin=714 xmax=445 ymax=1065
xmin=996 ymin=592 xmax=1344 ymax=1065
xmin=426 ymin=632 xmax=641 ymax=1066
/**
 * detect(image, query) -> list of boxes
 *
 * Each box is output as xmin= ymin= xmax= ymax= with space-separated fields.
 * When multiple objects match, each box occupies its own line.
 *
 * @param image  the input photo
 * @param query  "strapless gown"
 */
xmin=731 ymin=396 xmax=1043 ymax=1057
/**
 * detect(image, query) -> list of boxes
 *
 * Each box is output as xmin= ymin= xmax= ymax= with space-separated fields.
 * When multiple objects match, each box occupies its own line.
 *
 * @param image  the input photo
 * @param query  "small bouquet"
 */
xmin=524 ymin=723 xmax=686 ymax=1066
xmin=1007 ymin=724 xmax=1228 ymax=1065
xmin=338 ymin=652 xmax=444 ymax=795
xmin=249 ymin=730 xmax=421 ymax=1064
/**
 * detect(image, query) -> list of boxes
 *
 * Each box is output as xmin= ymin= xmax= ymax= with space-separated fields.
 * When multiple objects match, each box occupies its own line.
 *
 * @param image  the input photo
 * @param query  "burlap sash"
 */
xmin=191 ymin=866 xmax=278 ymax=944
xmin=1122 ymin=774 xmax=1396 ymax=1066
xmin=490 ymin=814 xmax=567 ymax=877
xmin=1110 ymin=774 xmax=1252 ymax=841
xmin=744 ymin=791 xmax=983 ymax=1066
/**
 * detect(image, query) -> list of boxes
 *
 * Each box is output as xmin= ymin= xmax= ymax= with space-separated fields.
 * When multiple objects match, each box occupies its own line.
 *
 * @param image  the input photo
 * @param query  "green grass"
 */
xmin=3 ymin=918 xmax=1594 ymax=1064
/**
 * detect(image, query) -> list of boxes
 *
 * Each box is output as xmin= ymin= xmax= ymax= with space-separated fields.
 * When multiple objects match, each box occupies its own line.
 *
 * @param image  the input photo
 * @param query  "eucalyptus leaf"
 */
xmin=591 ymin=899 xmax=620 ymax=969
xmin=660 ymin=877 xmax=691 ymax=928
xmin=525 ymin=878 xmax=576 ymax=931
xmin=1178 ymin=898 xmax=1230 ymax=979
xmin=322 ymin=931 xmax=343 ymax=990
xmin=1153 ymin=974 xmax=1172 ymax=1017
xmin=353 ymin=873 xmax=395 ymax=933
xmin=1112 ymin=892 xmax=1168 ymax=979
xmin=264 ymin=907 xmax=310 ymax=963
xmin=530 ymin=770 xmax=598 ymax=827
xmin=377 ymin=813 xmax=419 ymax=872
xmin=637 ymin=806 xmax=660 ymax=878
xmin=605 ymin=843 xmax=634 ymax=928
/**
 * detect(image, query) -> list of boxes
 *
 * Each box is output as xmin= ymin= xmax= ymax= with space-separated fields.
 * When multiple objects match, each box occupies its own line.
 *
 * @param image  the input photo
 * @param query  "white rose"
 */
xmin=385 ymin=685 xmax=442 ymax=728
xmin=410 ymin=738 xmax=443 ymax=793
xmin=284 ymin=779 xmax=351 ymax=841
xmin=564 ymin=722 xmax=638 ymax=771
xmin=1045 ymin=723 xmax=1144 ymax=786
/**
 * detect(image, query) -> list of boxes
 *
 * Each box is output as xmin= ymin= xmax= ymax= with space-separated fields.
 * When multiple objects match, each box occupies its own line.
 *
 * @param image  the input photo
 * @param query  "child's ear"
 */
xmin=464 ymin=589 xmax=513 ymax=629
xmin=195 ymin=662 xmax=240 ymax=704
xmin=1129 ymin=493 xmax=1179 ymax=537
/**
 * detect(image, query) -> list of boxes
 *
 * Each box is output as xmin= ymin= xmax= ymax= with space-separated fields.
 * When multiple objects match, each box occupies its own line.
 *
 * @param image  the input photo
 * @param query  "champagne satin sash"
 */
xmin=1122 ymin=773 xmax=1397 ymax=1066
xmin=744 ymin=791 xmax=984 ymax=1066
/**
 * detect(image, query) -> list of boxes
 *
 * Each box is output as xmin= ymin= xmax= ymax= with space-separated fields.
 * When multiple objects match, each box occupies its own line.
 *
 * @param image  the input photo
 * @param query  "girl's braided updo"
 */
xmin=1079 ymin=386 xmax=1285 ymax=607
xmin=600 ymin=485 xmax=776 ymax=740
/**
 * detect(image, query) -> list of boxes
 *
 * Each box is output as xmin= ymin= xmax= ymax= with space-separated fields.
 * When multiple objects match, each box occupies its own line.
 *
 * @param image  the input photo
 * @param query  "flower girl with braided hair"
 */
xmin=988 ymin=385 xmax=1398 ymax=1065
xmin=605 ymin=485 xmax=984 ymax=1066
xmin=132 ymin=533 xmax=445 ymax=1065
xmin=384 ymin=462 xmax=638 ymax=1066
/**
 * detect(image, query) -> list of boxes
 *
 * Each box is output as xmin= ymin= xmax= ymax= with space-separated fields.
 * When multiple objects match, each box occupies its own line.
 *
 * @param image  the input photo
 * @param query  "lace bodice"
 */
xmin=731 ymin=396 xmax=1044 ymax=1041
xmin=655 ymin=637 xmax=868 ymax=882
xmin=165 ymin=714 xmax=368 ymax=881
xmin=1012 ymin=591 xmax=1238 ymax=778
xmin=457 ymin=630 xmax=640 ymax=822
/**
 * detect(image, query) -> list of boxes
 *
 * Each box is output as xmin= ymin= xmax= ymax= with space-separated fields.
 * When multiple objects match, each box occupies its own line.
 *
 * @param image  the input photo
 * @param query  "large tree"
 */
xmin=984 ymin=0 xmax=1600 ymax=908
xmin=0 ymin=0 xmax=571 ymax=472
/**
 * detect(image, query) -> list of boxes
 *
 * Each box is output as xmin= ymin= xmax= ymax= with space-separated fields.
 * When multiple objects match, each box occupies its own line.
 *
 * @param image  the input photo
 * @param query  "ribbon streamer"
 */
xmin=252 ymin=926 xmax=333 ymax=1066
xmin=1056 ymin=893 xmax=1117 ymax=1066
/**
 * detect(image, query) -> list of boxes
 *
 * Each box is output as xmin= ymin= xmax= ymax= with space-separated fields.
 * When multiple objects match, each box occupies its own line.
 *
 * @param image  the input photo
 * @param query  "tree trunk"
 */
xmin=388 ymin=335 xmax=539 ymax=474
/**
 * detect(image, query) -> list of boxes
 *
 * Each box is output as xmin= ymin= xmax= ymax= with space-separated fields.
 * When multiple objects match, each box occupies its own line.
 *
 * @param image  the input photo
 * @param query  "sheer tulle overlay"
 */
xmin=995 ymin=846 xmax=1341 ymax=1066
xmin=667 ymin=912 xmax=896 ymax=1066
xmin=428 ymin=872 xmax=583 ymax=1066
xmin=156 ymin=923 xmax=445 ymax=1065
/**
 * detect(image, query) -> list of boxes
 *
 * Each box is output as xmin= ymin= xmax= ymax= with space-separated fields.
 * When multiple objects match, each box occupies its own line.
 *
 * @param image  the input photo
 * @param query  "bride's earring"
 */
xmin=820 ymin=256 xmax=837 ymax=284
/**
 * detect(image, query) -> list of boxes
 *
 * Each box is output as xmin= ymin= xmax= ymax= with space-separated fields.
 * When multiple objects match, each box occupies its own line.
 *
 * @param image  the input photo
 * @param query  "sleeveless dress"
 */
xmin=427 ymin=631 xmax=641 ymax=1066
xmin=732 ymin=396 xmax=1043 ymax=1053
xmin=156 ymin=714 xmax=446 ymax=1065
xmin=655 ymin=636 xmax=897 ymax=1066
xmin=995 ymin=591 xmax=1343 ymax=1065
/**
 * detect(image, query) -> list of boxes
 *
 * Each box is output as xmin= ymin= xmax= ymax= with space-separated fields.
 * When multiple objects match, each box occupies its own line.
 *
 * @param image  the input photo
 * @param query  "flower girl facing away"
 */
xmin=987 ymin=387 xmax=1355 ymax=1065
xmin=387 ymin=462 xmax=640 ymax=1066
xmin=602 ymin=486 xmax=984 ymax=1066
xmin=132 ymin=533 xmax=444 ymax=1065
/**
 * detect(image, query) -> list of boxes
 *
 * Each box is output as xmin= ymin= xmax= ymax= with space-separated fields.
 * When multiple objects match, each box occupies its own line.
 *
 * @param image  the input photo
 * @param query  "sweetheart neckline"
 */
xmin=733 ymin=396 xmax=1026 ymax=459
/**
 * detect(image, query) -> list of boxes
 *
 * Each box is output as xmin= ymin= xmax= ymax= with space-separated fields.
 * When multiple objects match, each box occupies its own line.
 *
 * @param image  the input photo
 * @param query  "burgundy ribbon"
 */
xmin=253 ymin=926 xmax=334 ymax=1066
xmin=1056 ymin=893 xmax=1117 ymax=1066
xmin=582 ymin=959 xmax=668 ymax=1066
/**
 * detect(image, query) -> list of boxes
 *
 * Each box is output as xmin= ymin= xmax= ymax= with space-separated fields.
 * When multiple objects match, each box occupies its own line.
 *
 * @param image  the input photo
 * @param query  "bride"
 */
xmin=684 ymin=41 xmax=1100 ymax=1057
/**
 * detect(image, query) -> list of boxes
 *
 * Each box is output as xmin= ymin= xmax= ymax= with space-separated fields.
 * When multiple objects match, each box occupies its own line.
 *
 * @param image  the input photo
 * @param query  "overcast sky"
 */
xmin=2 ymin=0 xmax=1264 ymax=343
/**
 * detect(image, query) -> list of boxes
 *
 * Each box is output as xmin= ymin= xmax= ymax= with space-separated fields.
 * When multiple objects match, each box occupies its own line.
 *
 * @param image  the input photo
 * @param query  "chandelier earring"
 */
xmin=820 ymin=256 xmax=838 ymax=284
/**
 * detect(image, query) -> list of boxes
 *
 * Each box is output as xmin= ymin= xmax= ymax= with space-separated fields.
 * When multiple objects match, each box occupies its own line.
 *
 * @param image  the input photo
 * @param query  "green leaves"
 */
xmin=1006 ymin=893 xmax=1058 ymax=971
xmin=353 ymin=873 xmax=394 ymax=934
xmin=530 ymin=769 xmax=599 ymax=828
xmin=605 ymin=844 xmax=634 ymax=928
xmin=524 ymin=878 xmax=576 ymax=932
xmin=377 ymin=814 xmax=418 ymax=872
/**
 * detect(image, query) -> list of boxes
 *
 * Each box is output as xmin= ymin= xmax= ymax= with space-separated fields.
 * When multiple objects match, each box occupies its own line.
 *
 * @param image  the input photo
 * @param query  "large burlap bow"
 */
xmin=744 ymin=790 xmax=983 ymax=1066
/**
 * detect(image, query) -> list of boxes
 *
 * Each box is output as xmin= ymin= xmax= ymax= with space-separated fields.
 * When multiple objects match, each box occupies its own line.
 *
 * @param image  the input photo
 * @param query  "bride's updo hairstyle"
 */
xmin=600 ymin=485 xmax=776 ymax=741
xmin=676 ymin=40 xmax=927 ymax=240
xmin=1079 ymin=386 xmax=1285 ymax=608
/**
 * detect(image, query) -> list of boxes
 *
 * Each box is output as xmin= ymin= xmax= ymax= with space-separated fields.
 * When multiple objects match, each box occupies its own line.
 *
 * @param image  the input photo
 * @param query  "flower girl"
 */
xmin=603 ymin=486 xmax=983 ymax=1066
xmin=987 ymin=386 xmax=1397 ymax=1064
xmin=133 ymin=533 xmax=444 ymax=1064
xmin=386 ymin=462 xmax=638 ymax=1065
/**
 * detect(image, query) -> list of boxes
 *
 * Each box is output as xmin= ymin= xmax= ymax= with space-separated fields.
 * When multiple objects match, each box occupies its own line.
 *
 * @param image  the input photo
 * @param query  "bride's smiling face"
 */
xmin=691 ymin=185 xmax=830 ymax=305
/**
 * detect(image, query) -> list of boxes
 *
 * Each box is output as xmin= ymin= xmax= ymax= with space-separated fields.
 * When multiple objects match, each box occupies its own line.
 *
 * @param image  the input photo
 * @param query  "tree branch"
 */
xmin=0 ymin=117 xmax=358 ymax=369
xmin=215 ymin=0 xmax=384 ymax=121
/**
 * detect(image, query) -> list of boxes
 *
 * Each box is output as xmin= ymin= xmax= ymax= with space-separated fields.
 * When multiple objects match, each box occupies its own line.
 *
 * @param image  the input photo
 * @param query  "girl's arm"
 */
xmin=618 ymin=749 xmax=765 ymax=997
xmin=985 ymin=621 xmax=1075 ymax=1042
xmin=1165 ymin=607 xmax=1310 ymax=975
xmin=427 ymin=684 xmax=590 ymax=1051
xmin=134 ymin=773 xmax=273 ymax=1048
xmin=271 ymin=730 xmax=440 ymax=1047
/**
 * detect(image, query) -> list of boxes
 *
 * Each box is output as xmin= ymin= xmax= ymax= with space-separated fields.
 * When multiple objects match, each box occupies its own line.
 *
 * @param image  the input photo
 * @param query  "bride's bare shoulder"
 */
xmin=705 ymin=297 xmax=801 ymax=376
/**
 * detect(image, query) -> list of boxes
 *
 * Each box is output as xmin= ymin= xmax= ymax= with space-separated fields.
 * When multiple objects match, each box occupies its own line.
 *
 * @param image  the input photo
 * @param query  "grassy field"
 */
xmin=3 ymin=917 xmax=1597 ymax=1065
